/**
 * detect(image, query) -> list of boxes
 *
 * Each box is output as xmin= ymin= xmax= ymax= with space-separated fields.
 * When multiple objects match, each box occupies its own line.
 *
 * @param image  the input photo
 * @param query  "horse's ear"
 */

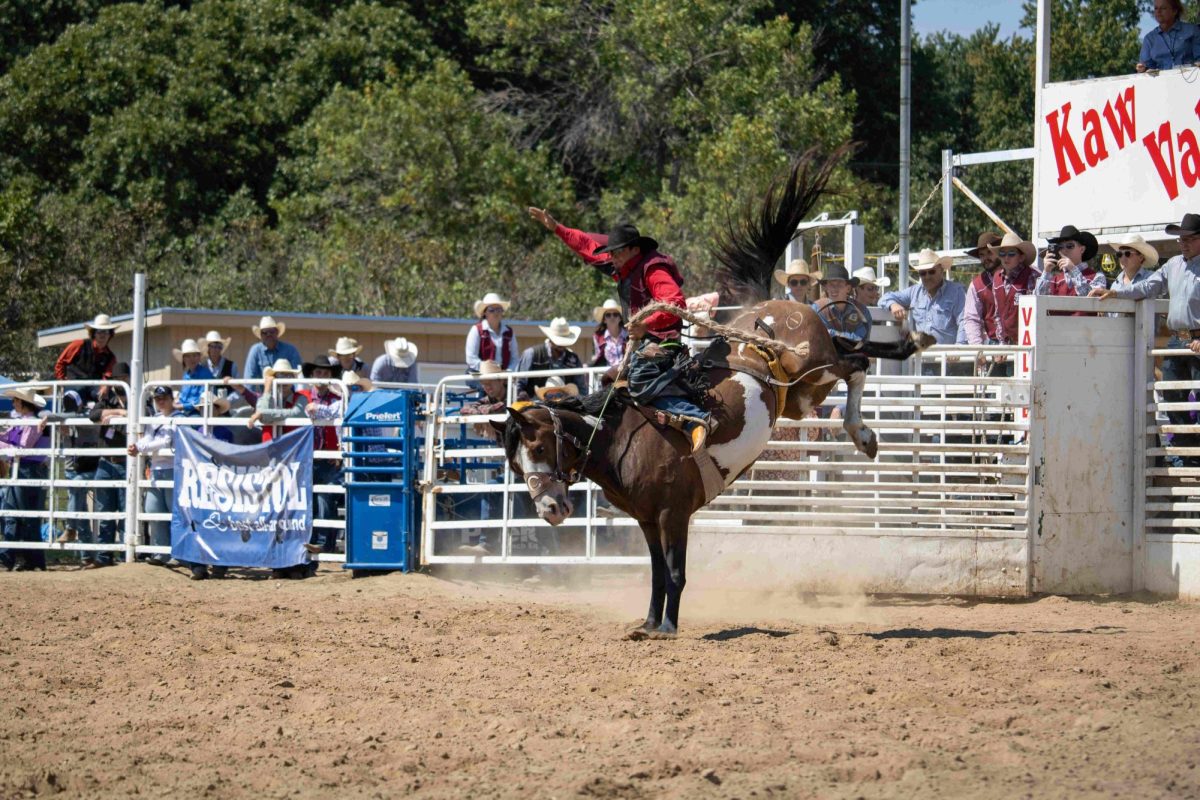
xmin=487 ymin=418 xmax=508 ymax=436
xmin=504 ymin=405 xmax=534 ymax=436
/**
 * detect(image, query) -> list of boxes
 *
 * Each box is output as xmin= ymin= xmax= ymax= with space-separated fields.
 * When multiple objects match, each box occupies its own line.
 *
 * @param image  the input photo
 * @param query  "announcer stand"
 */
xmin=342 ymin=388 xmax=424 ymax=576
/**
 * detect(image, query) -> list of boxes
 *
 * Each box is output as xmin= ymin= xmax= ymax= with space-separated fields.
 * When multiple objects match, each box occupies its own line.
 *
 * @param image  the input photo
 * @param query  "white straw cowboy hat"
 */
xmin=342 ymin=371 xmax=374 ymax=392
xmin=592 ymin=299 xmax=623 ymax=323
xmin=473 ymin=292 xmax=511 ymax=318
xmin=1114 ymin=234 xmax=1159 ymax=268
xmin=84 ymin=314 xmax=119 ymax=333
xmin=195 ymin=391 xmax=231 ymax=416
xmin=535 ymin=376 xmax=580 ymax=401
xmin=171 ymin=338 xmax=203 ymax=362
xmin=773 ymin=258 xmax=822 ymax=287
xmin=329 ymin=337 xmax=363 ymax=357
xmin=987 ymin=232 xmax=1037 ymax=267
xmin=200 ymin=330 xmax=231 ymax=350
xmin=384 ymin=336 xmax=419 ymax=368
xmin=851 ymin=266 xmax=891 ymax=288
xmin=2 ymin=387 xmax=47 ymax=409
xmin=913 ymin=248 xmax=954 ymax=272
xmin=252 ymin=315 xmax=286 ymax=338
xmin=263 ymin=358 xmax=300 ymax=379
xmin=538 ymin=317 xmax=582 ymax=347
xmin=472 ymin=360 xmax=506 ymax=378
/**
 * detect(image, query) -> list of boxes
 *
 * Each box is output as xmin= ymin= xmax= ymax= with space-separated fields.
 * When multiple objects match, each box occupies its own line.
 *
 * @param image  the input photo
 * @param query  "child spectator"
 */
xmin=0 ymin=388 xmax=50 ymax=571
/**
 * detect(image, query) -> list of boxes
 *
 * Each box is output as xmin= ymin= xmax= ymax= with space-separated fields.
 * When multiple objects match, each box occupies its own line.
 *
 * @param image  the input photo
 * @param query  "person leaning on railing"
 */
xmin=88 ymin=362 xmax=132 ymax=568
xmin=128 ymin=386 xmax=184 ymax=569
xmin=55 ymin=314 xmax=118 ymax=402
xmin=299 ymin=354 xmax=345 ymax=557
xmin=1136 ymin=0 xmax=1200 ymax=72
xmin=1094 ymin=213 xmax=1200 ymax=466
xmin=0 ymin=388 xmax=50 ymax=572
xmin=50 ymin=390 xmax=101 ymax=557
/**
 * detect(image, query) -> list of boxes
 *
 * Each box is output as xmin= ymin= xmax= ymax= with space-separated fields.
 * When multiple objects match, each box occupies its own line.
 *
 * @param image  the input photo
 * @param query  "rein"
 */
xmin=523 ymin=405 xmax=585 ymax=501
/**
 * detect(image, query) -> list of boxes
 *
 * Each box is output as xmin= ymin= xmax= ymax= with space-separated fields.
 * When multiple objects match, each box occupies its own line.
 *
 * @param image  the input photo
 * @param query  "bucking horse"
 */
xmin=492 ymin=149 xmax=933 ymax=639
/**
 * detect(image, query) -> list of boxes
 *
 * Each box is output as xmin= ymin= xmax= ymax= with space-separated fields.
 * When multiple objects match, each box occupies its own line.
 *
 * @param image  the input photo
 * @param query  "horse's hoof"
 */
xmin=646 ymin=629 xmax=677 ymax=640
xmin=625 ymin=627 xmax=650 ymax=641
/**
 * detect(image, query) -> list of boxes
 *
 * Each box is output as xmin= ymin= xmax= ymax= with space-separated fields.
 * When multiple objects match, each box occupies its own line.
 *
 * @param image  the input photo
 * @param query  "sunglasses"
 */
xmin=260 ymin=328 xmax=278 ymax=336
xmin=484 ymin=306 xmax=503 ymax=313
xmin=1118 ymin=249 xmax=1140 ymax=258
xmin=1180 ymin=234 xmax=1199 ymax=243
xmin=997 ymin=250 xmax=1021 ymax=258
xmin=788 ymin=278 xmax=811 ymax=287
xmin=603 ymin=312 xmax=622 ymax=319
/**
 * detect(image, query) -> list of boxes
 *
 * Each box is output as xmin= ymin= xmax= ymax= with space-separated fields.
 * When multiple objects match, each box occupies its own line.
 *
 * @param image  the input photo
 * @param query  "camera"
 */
xmin=1046 ymin=243 xmax=1059 ymax=257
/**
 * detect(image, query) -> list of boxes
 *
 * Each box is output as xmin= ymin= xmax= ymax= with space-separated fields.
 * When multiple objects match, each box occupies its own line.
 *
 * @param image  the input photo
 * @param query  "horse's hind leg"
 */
xmin=656 ymin=520 xmax=689 ymax=638
xmin=842 ymin=367 xmax=878 ymax=458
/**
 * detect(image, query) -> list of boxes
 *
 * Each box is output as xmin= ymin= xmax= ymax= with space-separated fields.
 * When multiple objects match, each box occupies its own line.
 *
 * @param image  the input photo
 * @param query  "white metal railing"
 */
xmin=420 ymin=348 xmax=1031 ymax=567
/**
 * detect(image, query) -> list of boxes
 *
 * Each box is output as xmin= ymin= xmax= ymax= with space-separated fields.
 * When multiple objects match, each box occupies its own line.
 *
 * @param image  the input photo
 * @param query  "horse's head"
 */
xmin=489 ymin=405 xmax=580 ymax=526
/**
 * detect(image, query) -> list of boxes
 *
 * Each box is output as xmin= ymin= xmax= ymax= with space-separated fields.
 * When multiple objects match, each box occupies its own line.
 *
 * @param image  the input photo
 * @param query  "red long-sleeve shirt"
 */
xmin=554 ymin=225 xmax=685 ymax=338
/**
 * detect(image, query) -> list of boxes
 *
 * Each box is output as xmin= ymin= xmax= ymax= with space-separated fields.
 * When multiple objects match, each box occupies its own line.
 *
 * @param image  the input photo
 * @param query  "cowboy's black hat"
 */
xmin=1047 ymin=224 xmax=1099 ymax=262
xmin=1166 ymin=213 xmax=1200 ymax=236
xmin=592 ymin=222 xmax=658 ymax=256
xmin=818 ymin=264 xmax=859 ymax=286
xmin=301 ymin=354 xmax=344 ymax=379
xmin=965 ymin=232 xmax=1002 ymax=258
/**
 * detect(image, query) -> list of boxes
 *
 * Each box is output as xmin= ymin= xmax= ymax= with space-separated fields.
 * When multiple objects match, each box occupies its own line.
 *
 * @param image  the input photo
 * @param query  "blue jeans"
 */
xmin=64 ymin=466 xmax=95 ymax=556
xmin=145 ymin=467 xmax=174 ymax=552
xmin=94 ymin=458 xmax=126 ymax=565
xmin=313 ymin=461 xmax=343 ymax=552
xmin=1162 ymin=342 xmax=1200 ymax=461
xmin=649 ymin=395 xmax=708 ymax=428
xmin=0 ymin=461 xmax=48 ymax=570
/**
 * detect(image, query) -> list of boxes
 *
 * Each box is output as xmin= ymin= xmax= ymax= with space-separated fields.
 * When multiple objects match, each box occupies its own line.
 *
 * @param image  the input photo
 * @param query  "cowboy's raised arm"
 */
xmin=529 ymin=207 xmax=611 ymax=268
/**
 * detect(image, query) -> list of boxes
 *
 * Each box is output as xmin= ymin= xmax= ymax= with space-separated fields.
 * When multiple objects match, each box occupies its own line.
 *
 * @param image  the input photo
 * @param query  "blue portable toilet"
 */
xmin=342 ymin=389 xmax=423 ymax=575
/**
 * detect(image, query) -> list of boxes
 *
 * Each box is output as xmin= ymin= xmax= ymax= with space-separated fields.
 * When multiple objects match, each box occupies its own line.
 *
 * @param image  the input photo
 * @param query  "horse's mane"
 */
xmin=711 ymin=144 xmax=854 ymax=306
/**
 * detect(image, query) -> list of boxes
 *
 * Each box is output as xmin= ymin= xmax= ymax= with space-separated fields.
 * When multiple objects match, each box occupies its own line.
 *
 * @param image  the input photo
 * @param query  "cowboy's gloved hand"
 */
xmin=600 ymin=365 xmax=619 ymax=386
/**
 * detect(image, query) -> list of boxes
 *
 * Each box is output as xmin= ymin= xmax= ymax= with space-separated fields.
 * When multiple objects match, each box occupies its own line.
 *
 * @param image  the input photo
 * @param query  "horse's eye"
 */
xmin=533 ymin=445 xmax=545 ymax=457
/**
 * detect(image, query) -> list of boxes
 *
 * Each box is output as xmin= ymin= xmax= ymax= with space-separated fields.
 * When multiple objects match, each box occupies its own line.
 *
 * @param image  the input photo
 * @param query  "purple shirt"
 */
xmin=0 ymin=417 xmax=49 ymax=463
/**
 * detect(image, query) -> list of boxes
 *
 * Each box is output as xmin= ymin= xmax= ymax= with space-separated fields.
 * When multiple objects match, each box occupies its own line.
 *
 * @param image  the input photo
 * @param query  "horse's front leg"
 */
xmin=628 ymin=521 xmax=666 ymax=639
xmin=841 ymin=368 xmax=878 ymax=458
xmin=658 ymin=521 xmax=689 ymax=638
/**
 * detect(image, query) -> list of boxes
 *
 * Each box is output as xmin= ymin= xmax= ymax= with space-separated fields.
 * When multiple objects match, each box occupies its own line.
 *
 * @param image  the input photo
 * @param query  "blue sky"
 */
xmin=912 ymin=0 xmax=1155 ymax=40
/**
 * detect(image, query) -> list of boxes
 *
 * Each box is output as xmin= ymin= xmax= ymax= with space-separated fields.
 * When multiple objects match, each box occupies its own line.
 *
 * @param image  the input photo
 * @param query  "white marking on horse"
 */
xmin=762 ymin=314 xmax=775 ymax=327
xmin=516 ymin=443 xmax=550 ymax=476
xmin=814 ymin=369 xmax=841 ymax=386
xmin=842 ymin=370 xmax=876 ymax=454
xmin=709 ymin=373 xmax=774 ymax=487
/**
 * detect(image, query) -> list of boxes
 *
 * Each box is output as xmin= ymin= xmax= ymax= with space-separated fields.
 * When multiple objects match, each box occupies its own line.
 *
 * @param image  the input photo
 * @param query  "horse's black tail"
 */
xmin=711 ymin=144 xmax=854 ymax=307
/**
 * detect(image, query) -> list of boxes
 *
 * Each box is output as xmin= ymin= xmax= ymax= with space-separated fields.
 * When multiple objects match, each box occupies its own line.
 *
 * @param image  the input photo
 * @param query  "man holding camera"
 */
xmin=1035 ymin=224 xmax=1108 ymax=299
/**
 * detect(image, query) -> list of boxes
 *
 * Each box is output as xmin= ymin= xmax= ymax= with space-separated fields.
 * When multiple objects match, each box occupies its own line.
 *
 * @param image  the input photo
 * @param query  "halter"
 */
xmin=523 ymin=406 xmax=585 ymax=501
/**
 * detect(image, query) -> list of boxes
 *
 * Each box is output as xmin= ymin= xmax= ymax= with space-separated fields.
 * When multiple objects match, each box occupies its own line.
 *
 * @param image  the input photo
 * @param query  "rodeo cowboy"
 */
xmin=528 ymin=208 xmax=713 ymax=452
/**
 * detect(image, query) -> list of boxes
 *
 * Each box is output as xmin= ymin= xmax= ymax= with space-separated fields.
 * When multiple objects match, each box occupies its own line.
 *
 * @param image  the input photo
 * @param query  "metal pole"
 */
xmin=941 ymin=149 xmax=954 ymax=251
xmin=1031 ymin=0 xmax=1051 ymax=240
xmin=124 ymin=273 xmax=146 ymax=563
xmin=898 ymin=0 xmax=912 ymax=290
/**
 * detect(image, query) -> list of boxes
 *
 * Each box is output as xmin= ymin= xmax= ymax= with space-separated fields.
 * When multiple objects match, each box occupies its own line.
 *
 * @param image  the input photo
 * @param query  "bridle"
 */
xmin=522 ymin=405 xmax=585 ymax=502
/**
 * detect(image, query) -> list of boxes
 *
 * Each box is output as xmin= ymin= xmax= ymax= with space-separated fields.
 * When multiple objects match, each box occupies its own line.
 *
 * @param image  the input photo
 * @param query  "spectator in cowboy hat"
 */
xmin=591 ymin=299 xmax=628 ymax=369
xmin=1136 ymin=0 xmax=1200 ymax=72
xmin=962 ymin=232 xmax=1004 ymax=346
xmin=1097 ymin=213 xmax=1200 ymax=460
xmin=965 ymin=232 xmax=1039 ymax=354
xmin=246 ymin=359 xmax=308 ymax=436
xmin=776 ymin=258 xmax=822 ymax=303
xmin=329 ymin=337 xmax=367 ymax=376
xmin=851 ymin=265 xmax=890 ymax=308
xmin=172 ymin=338 xmax=215 ymax=415
xmin=55 ymin=313 xmax=118 ymax=401
xmin=243 ymin=315 xmax=302 ymax=387
xmin=0 ymin=387 xmax=50 ymax=571
xmin=465 ymin=292 xmax=519 ymax=373
xmin=515 ymin=316 xmax=586 ymax=400
xmin=370 ymin=336 xmax=419 ymax=384
xmin=199 ymin=330 xmax=241 ymax=405
xmin=1108 ymin=234 xmax=1158 ymax=291
xmin=812 ymin=265 xmax=872 ymax=352
xmin=1036 ymin=224 xmax=1106 ymax=298
xmin=881 ymin=249 xmax=968 ymax=345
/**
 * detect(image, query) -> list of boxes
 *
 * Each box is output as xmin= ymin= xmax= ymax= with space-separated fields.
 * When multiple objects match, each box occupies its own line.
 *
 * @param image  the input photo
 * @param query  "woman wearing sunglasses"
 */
xmin=590 ymin=298 xmax=628 ymax=368
xmin=1109 ymin=235 xmax=1158 ymax=290
xmin=773 ymin=258 xmax=821 ymax=303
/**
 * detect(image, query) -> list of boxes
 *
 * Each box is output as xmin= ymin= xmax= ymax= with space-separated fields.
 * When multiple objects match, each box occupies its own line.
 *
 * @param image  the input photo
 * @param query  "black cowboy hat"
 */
xmin=965 ymin=232 xmax=1002 ymax=258
xmin=301 ymin=354 xmax=344 ymax=379
xmin=592 ymin=222 xmax=658 ymax=256
xmin=818 ymin=263 xmax=859 ymax=286
xmin=1047 ymin=224 xmax=1099 ymax=262
xmin=1166 ymin=213 xmax=1200 ymax=236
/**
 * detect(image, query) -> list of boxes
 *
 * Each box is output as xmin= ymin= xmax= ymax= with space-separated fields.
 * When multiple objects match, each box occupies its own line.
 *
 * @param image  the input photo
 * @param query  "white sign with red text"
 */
xmin=1036 ymin=70 xmax=1200 ymax=239
xmin=1016 ymin=296 xmax=1036 ymax=420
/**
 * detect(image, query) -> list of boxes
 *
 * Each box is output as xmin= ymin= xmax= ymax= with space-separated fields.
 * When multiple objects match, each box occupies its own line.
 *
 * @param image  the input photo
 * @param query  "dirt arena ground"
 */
xmin=0 ymin=563 xmax=1197 ymax=799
